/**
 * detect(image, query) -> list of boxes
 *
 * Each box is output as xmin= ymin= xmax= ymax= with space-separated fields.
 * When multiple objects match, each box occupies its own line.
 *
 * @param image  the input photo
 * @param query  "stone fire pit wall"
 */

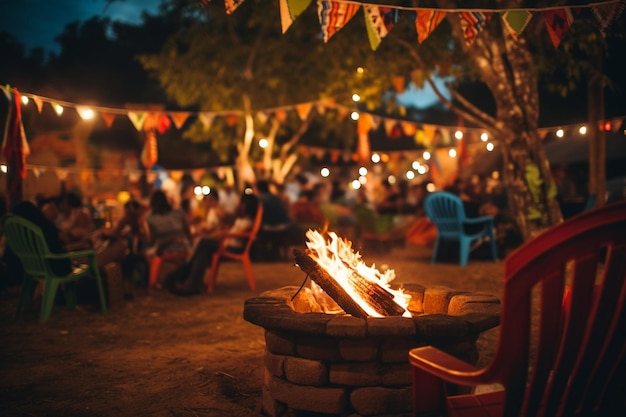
xmin=244 ymin=284 xmax=500 ymax=417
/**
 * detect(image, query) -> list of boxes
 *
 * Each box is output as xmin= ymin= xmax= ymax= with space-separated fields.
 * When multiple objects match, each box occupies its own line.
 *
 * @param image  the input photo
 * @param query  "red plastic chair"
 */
xmin=207 ymin=204 xmax=263 ymax=292
xmin=148 ymin=250 xmax=189 ymax=289
xmin=409 ymin=200 xmax=626 ymax=417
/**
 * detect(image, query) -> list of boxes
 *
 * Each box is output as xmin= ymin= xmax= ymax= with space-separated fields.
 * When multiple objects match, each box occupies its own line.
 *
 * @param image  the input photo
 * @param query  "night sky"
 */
xmin=0 ymin=0 xmax=162 ymax=53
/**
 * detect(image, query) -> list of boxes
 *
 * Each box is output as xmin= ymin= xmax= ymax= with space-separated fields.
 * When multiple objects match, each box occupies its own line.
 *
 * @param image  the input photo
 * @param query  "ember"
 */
xmin=294 ymin=230 xmax=410 ymax=319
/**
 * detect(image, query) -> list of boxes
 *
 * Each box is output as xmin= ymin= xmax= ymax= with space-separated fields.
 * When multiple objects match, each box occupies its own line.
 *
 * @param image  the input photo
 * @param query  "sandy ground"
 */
xmin=0 ymin=244 xmax=503 ymax=417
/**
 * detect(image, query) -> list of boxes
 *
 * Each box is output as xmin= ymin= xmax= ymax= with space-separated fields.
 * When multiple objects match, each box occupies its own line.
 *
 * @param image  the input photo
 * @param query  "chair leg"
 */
xmin=40 ymin=279 xmax=60 ymax=323
xmin=242 ymin=256 xmax=256 ymax=291
xmin=64 ymin=283 xmax=77 ymax=310
xmin=149 ymin=256 xmax=162 ymax=289
xmin=15 ymin=276 xmax=36 ymax=319
xmin=431 ymin=236 xmax=440 ymax=264
xmin=208 ymin=255 xmax=220 ymax=293
xmin=92 ymin=266 xmax=108 ymax=314
xmin=459 ymin=238 xmax=470 ymax=267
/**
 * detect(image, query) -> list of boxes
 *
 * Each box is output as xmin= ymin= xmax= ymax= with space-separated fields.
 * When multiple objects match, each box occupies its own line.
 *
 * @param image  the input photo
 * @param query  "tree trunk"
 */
xmin=446 ymin=12 xmax=562 ymax=239
xmin=235 ymin=94 xmax=256 ymax=191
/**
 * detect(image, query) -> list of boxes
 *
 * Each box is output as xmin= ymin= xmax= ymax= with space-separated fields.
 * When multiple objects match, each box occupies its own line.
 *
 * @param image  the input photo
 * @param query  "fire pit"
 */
xmin=244 ymin=231 xmax=500 ymax=417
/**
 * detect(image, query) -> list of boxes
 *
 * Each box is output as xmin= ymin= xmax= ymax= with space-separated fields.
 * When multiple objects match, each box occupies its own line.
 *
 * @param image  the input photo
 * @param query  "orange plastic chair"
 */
xmin=409 ymin=200 xmax=626 ymax=417
xmin=207 ymin=204 xmax=263 ymax=292
xmin=148 ymin=250 xmax=189 ymax=289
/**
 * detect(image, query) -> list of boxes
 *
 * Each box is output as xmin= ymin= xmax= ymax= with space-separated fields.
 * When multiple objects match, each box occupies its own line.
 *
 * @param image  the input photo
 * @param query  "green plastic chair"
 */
xmin=3 ymin=214 xmax=108 ymax=323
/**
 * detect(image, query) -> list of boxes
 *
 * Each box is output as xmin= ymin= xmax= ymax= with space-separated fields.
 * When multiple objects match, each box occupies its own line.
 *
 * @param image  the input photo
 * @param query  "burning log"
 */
xmin=294 ymin=249 xmax=406 ymax=319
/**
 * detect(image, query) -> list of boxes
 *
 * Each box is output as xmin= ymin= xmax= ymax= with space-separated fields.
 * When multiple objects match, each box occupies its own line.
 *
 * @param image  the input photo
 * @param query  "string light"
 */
xmin=556 ymin=128 xmax=565 ymax=138
xmin=53 ymin=103 xmax=64 ymax=116
xmin=448 ymin=149 xmax=457 ymax=157
xmin=350 ymin=111 xmax=359 ymax=120
xmin=486 ymin=142 xmax=495 ymax=151
xmin=258 ymin=138 xmax=269 ymax=148
xmin=454 ymin=130 xmax=463 ymax=140
xmin=371 ymin=153 xmax=381 ymax=163
xmin=480 ymin=132 xmax=489 ymax=142
xmin=77 ymin=106 xmax=95 ymax=120
xmin=578 ymin=125 xmax=587 ymax=135
xmin=352 ymin=93 xmax=361 ymax=102
xmin=358 ymin=166 xmax=368 ymax=176
xmin=423 ymin=151 xmax=431 ymax=160
xmin=320 ymin=167 xmax=330 ymax=177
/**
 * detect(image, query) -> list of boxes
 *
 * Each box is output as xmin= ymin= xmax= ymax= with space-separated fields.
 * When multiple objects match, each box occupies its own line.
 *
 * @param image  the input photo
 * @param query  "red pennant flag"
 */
xmin=169 ymin=112 xmax=190 ymax=129
xmin=458 ymin=11 xmax=492 ymax=45
xmin=415 ymin=10 xmax=446 ymax=44
xmin=101 ymin=112 xmax=116 ymax=128
xmin=225 ymin=0 xmax=244 ymax=14
xmin=317 ymin=0 xmax=360 ymax=43
xmin=295 ymin=102 xmax=313 ymax=120
xmin=544 ymin=8 xmax=574 ymax=48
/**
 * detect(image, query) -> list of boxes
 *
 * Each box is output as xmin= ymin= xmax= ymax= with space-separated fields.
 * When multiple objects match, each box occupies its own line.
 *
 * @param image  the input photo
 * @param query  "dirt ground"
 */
xmin=0 ymin=244 xmax=504 ymax=417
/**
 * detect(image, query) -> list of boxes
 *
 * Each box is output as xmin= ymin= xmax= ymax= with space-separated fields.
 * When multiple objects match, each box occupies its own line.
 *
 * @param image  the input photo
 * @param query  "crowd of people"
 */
xmin=0 ymin=171 xmax=522 ymax=305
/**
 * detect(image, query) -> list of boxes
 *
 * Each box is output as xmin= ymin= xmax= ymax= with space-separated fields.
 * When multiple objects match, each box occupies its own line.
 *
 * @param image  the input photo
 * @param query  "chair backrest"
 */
xmin=3 ymin=214 xmax=55 ymax=279
xmin=488 ymin=200 xmax=626 ymax=416
xmin=240 ymin=204 xmax=264 ymax=254
xmin=423 ymin=192 xmax=466 ymax=235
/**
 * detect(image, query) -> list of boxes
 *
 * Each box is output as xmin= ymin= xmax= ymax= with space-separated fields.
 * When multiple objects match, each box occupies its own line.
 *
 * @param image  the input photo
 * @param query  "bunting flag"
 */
xmin=401 ymin=121 xmax=417 ymax=136
xmin=501 ymin=10 xmax=533 ymax=40
xmin=198 ymin=112 xmax=216 ymax=131
xmin=279 ymin=0 xmax=312 ymax=33
xmin=317 ymin=0 xmax=360 ymax=43
xmin=225 ymin=0 xmax=245 ymax=14
xmin=364 ymin=5 xmax=399 ymax=50
xmin=415 ymin=9 xmax=446 ymax=43
xmin=392 ymin=75 xmax=405 ymax=94
xmin=128 ymin=111 xmax=148 ymax=131
xmin=357 ymin=112 xmax=374 ymax=134
xmin=591 ymin=1 xmax=625 ymax=36
xmin=32 ymin=96 xmax=44 ymax=113
xmin=2 ymin=88 xmax=31 ymax=182
xmin=169 ymin=111 xmax=191 ymax=129
xmin=274 ymin=110 xmax=288 ymax=123
xmin=383 ymin=119 xmax=397 ymax=136
xmin=544 ymin=8 xmax=574 ymax=48
xmin=356 ymin=132 xmax=370 ymax=162
xmin=101 ymin=112 xmax=116 ymax=128
xmin=295 ymin=102 xmax=313 ymax=120
xmin=158 ymin=113 xmax=172 ymax=133
xmin=458 ymin=11 xmax=493 ymax=45
xmin=140 ymin=131 xmax=158 ymax=169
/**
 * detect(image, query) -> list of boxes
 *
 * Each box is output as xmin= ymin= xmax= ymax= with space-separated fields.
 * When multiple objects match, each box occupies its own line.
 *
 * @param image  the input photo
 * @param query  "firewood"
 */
xmin=294 ymin=249 xmax=405 ymax=318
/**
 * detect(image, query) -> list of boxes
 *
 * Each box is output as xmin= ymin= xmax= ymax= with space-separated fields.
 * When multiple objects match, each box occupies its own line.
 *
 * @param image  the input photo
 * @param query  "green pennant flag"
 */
xmin=279 ymin=0 xmax=312 ymax=33
xmin=501 ymin=10 xmax=533 ymax=40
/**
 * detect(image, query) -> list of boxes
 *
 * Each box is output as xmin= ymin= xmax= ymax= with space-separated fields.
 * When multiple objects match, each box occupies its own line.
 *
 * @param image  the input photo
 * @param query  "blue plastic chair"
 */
xmin=423 ymin=191 xmax=498 ymax=266
xmin=3 ymin=214 xmax=108 ymax=323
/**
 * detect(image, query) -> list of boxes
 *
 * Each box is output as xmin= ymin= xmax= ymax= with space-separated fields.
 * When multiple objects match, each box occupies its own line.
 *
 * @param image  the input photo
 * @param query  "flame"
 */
xmin=305 ymin=230 xmax=411 ymax=317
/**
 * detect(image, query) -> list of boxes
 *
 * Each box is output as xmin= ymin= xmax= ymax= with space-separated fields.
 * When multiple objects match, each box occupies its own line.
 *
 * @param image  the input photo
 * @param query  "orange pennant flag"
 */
xmin=415 ymin=9 xmax=446 ymax=43
xmin=295 ymin=102 xmax=313 ymax=120
xmin=32 ymin=96 xmax=44 ymax=113
xmin=101 ymin=112 xmax=116 ymax=128
xmin=170 ymin=112 xmax=190 ymax=129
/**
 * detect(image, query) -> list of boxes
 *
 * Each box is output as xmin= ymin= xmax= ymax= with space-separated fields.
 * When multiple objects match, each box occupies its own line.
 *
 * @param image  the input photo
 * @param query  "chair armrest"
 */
xmin=46 ymin=249 xmax=96 ymax=261
xmin=409 ymin=346 xmax=494 ymax=387
xmin=463 ymin=216 xmax=494 ymax=226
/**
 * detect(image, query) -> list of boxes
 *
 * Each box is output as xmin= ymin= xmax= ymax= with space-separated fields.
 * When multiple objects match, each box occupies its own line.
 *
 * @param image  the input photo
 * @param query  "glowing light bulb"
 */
xmin=454 ymin=130 xmax=463 ymax=140
xmin=352 ymin=93 xmax=361 ymax=102
xmin=579 ymin=125 xmax=587 ymax=135
xmin=358 ymin=166 xmax=368 ymax=176
xmin=350 ymin=111 xmax=359 ymax=121
xmin=423 ymin=151 xmax=431 ymax=160
xmin=412 ymin=161 xmax=420 ymax=170
xmin=351 ymin=179 xmax=362 ymax=189
xmin=202 ymin=186 xmax=211 ymax=195
xmin=77 ymin=107 xmax=94 ymax=120
xmin=480 ymin=132 xmax=489 ymax=142
xmin=259 ymin=138 xmax=269 ymax=148
xmin=320 ymin=167 xmax=330 ymax=178
xmin=53 ymin=104 xmax=64 ymax=116
xmin=406 ymin=171 xmax=415 ymax=180
xmin=486 ymin=142 xmax=495 ymax=151
xmin=371 ymin=153 xmax=381 ymax=163
xmin=21 ymin=95 xmax=29 ymax=105
xmin=194 ymin=186 xmax=202 ymax=196
xmin=556 ymin=128 xmax=564 ymax=138
xmin=449 ymin=149 xmax=457 ymax=158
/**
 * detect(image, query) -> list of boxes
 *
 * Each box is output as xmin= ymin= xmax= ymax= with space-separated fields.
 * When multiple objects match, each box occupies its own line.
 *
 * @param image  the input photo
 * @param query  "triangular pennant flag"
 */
xmin=198 ymin=112 xmax=215 ymax=131
xmin=612 ymin=117 xmax=623 ymax=133
xmin=225 ymin=114 xmax=240 ymax=126
xmin=458 ymin=11 xmax=492 ymax=45
xmin=225 ymin=0 xmax=244 ymax=14
xmin=32 ymin=96 xmax=44 ymax=113
xmin=169 ymin=112 xmax=190 ymax=129
xmin=101 ymin=112 xmax=116 ymax=128
xmin=392 ymin=76 xmax=405 ymax=94
xmin=537 ymin=128 xmax=550 ymax=140
xmin=317 ymin=0 xmax=360 ymax=43
xmin=370 ymin=115 xmax=381 ymax=130
xmin=364 ymin=5 xmax=399 ymax=51
xmin=383 ymin=119 xmax=397 ymax=136
xmin=592 ymin=1 xmax=625 ymax=36
xmin=544 ymin=8 xmax=574 ymax=48
xmin=401 ymin=121 xmax=417 ymax=136
xmin=141 ymin=131 xmax=158 ymax=169
xmin=295 ymin=102 xmax=313 ymax=120
xmin=274 ymin=110 xmax=288 ymax=123
xmin=415 ymin=9 xmax=446 ymax=44
xmin=279 ymin=0 xmax=312 ymax=33
xmin=128 ymin=111 xmax=148 ymax=131
xmin=422 ymin=124 xmax=437 ymax=146
xmin=143 ymin=112 xmax=161 ymax=131
xmin=501 ymin=10 xmax=533 ymax=40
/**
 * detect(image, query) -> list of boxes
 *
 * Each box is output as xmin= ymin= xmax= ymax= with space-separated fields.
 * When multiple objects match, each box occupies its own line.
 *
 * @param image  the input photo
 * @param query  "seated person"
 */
xmin=144 ymin=189 xmax=192 ymax=258
xmin=165 ymin=193 xmax=260 ymax=296
xmin=56 ymin=192 xmax=95 ymax=251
